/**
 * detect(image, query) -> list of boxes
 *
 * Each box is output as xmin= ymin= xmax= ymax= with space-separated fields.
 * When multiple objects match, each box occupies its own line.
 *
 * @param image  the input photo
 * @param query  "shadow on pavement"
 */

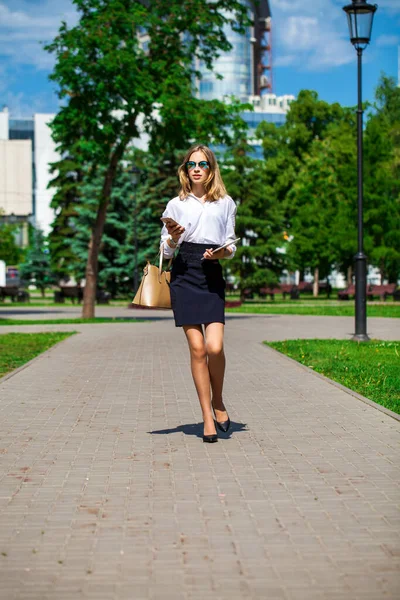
xmin=149 ymin=421 xmax=247 ymax=439
xmin=0 ymin=309 xmax=69 ymax=316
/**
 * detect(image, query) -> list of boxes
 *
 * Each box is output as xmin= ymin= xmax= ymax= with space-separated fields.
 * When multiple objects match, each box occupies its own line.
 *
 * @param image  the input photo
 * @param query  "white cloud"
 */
xmin=376 ymin=34 xmax=400 ymax=47
xmin=0 ymin=89 xmax=53 ymax=117
xmin=270 ymin=0 xmax=354 ymax=71
xmin=0 ymin=1 xmax=77 ymax=70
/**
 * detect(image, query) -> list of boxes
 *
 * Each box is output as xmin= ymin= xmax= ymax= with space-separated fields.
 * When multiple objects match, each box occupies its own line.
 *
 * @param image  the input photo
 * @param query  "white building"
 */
xmin=0 ymin=107 xmax=58 ymax=238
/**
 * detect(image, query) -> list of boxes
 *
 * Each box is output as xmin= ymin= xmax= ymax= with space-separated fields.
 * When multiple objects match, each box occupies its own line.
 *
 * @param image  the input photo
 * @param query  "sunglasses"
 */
xmin=186 ymin=160 xmax=209 ymax=171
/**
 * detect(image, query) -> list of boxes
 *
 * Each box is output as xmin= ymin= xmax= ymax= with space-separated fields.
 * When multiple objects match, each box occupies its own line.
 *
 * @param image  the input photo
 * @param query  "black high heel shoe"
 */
xmin=215 ymin=416 xmax=230 ymax=433
xmin=203 ymin=422 xmax=218 ymax=443
xmin=213 ymin=406 xmax=231 ymax=433
xmin=203 ymin=432 xmax=218 ymax=443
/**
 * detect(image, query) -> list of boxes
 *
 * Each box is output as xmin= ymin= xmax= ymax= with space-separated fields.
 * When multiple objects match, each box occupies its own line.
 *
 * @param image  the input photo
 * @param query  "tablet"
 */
xmin=213 ymin=238 xmax=241 ymax=253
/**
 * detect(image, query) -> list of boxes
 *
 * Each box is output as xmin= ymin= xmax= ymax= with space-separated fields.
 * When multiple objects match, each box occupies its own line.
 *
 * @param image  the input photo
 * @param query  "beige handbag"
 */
xmin=132 ymin=252 xmax=172 ymax=309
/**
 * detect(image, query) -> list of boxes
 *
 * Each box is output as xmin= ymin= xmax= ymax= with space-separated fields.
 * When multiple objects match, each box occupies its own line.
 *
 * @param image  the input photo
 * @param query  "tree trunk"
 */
xmin=81 ymin=163 xmax=119 ymax=318
xmin=379 ymin=261 xmax=385 ymax=285
xmin=313 ymin=267 xmax=319 ymax=297
xmin=347 ymin=265 xmax=352 ymax=286
xmin=41 ymin=287 xmax=45 ymax=298
xmin=81 ymin=115 xmax=138 ymax=318
xmin=82 ymin=202 xmax=109 ymax=318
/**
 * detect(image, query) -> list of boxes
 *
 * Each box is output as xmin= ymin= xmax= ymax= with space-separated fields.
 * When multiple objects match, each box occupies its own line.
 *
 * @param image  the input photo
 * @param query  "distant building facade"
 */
xmin=0 ymin=107 xmax=58 ymax=239
xmin=196 ymin=1 xmax=294 ymax=156
xmin=196 ymin=0 xmax=272 ymax=102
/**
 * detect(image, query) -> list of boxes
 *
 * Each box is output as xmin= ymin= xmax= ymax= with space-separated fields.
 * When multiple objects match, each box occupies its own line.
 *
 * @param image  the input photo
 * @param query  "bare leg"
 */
xmin=183 ymin=325 xmax=216 ymax=436
xmin=204 ymin=322 xmax=228 ymax=422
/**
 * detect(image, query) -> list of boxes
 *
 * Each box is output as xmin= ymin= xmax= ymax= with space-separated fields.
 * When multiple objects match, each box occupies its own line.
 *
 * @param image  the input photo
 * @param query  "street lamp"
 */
xmin=130 ymin=165 xmax=141 ymax=293
xmin=343 ymin=0 xmax=377 ymax=342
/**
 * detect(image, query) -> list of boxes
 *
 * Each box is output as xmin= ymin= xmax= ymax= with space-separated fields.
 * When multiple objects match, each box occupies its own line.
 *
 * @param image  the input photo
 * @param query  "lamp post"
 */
xmin=343 ymin=0 xmax=377 ymax=342
xmin=130 ymin=166 xmax=141 ymax=293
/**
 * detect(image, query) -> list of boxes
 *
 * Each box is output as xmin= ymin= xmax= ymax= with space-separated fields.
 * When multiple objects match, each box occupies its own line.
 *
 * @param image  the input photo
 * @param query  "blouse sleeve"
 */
xmin=160 ymin=222 xmax=176 ymax=259
xmin=225 ymin=198 xmax=237 ymax=260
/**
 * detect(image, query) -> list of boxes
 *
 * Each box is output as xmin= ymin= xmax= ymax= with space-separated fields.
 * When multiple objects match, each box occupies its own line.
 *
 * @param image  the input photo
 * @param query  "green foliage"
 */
xmin=48 ymin=153 xmax=83 ymax=278
xmin=286 ymin=122 xmax=357 ymax=280
xmin=364 ymin=76 xmax=400 ymax=282
xmin=19 ymin=229 xmax=55 ymax=296
xmin=45 ymin=0 xmax=251 ymax=313
xmin=256 ymin=90 xmax=354 ymax=282
xmin=0 ymin=215 xmax=25 ymax=266
xmin=266 ymin=339 xmax=400 ymax=414
xmin=222 ymin=135 xmax=286 ymax=295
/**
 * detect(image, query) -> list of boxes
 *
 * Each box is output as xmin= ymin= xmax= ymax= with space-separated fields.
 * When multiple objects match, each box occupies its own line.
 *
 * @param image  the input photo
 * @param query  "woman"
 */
xmin=160 ymin=144 xmax=238 ymax=443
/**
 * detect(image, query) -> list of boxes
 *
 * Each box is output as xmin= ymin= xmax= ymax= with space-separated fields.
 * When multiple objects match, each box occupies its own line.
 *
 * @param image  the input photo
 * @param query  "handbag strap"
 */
xmin=158 ymin=250 xmax=172 ymax=280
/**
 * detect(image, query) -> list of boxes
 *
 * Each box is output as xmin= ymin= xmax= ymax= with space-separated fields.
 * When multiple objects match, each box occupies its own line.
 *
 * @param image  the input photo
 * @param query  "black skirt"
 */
xmin=170 ymin=241 xmax=226 ymax=327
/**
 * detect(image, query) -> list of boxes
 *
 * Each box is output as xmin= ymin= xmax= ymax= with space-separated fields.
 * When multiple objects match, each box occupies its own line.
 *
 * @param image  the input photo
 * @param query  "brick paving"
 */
xmin=0 ymin=315 xmax=399 ymax=599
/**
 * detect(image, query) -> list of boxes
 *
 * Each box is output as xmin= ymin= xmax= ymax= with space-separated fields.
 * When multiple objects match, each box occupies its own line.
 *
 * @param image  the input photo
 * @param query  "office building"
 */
xmin=0 ymin=107 xmax=58 ymax=239
xmin=197 ymin=0 xmax=272 ymax=102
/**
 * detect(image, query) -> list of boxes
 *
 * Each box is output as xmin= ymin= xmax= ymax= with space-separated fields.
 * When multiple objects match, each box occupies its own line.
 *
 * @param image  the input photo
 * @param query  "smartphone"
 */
xmin=160 ymin=217 xmax=182 ymax=228
xmin=212 ymin=238 xmax=241 ymax=253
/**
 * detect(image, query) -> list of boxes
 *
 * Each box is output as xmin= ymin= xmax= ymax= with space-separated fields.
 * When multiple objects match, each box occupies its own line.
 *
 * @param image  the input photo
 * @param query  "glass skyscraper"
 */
xmin=197 ymin=0 xmax=272 ymax=103
xmin=198 ymin=21 xmax=252 ymax=102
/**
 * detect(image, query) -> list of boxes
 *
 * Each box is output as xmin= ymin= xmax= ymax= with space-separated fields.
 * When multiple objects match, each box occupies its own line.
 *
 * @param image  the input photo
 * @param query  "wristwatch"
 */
xmin=168 ymin=236 xmax=178 ymax=247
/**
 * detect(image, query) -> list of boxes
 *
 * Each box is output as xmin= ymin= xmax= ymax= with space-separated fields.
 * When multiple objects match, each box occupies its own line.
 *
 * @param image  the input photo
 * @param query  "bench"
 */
xmin=0 ymin=286 xmax=30 ymax=302
xmin=258 ymin=284 xmax=298 ymax=300
xmin=338 ymin=284 xmax=374 ymax=301
xmin=259 ymin=286 xmax=283 ymax=300
xmin=54 ymin=287 xmax=110 ymax=304
xmin=225 ymin=300 xmax=242 ymax=308
xmin=369 ymin=284 xmax=398 ymax=301
xmin=297 ymin=281 xmax=313 ymax=294
xmin=54 ymin=286 xmax=83 ymax=304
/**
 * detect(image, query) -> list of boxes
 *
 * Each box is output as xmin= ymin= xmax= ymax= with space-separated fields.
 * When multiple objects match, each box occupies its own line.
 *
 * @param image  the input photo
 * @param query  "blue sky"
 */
xmin=0 ymin=0 xmax=399 ymax=118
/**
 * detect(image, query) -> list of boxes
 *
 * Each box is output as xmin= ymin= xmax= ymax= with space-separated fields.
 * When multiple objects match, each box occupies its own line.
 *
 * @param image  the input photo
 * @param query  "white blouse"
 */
xmin=160 ymin=193 xmax=237 ymax=259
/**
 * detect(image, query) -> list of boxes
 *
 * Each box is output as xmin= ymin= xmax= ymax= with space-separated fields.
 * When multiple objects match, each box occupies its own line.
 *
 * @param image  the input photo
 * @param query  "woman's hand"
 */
xmin=166 ymin=222 xmax=185 ymax=243
xmin=203 ymin=246 xmax=232 ymax=260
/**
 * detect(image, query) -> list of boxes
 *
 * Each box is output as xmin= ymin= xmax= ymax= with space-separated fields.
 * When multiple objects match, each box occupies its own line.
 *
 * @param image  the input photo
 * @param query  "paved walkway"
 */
xmin=0 ymin=314 xmax=399 ymax=599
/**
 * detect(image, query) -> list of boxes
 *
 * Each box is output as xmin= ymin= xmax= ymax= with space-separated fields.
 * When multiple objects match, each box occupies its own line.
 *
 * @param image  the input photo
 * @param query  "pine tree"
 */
xmin=48 ymin=153 xmax=83 ymax=279
xmin=19 ymin=229 xmax=55 ymax=297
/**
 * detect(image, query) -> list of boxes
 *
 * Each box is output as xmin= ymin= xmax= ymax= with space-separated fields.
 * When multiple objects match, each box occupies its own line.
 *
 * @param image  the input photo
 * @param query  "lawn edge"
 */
xmin=226 ymin=308 xmax=399 ymax=318
xmin=263 ymin=342 xmax=400 ymax=422
xmin=0 ymin=332 xmax=78 ymax=385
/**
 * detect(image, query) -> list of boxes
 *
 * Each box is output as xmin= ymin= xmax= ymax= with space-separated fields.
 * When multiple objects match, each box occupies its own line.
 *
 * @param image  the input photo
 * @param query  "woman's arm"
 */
xmin=223 ymin=198 xmax=237 ymax=260
xmin=160 ymin=206 xmax=185 ymax=257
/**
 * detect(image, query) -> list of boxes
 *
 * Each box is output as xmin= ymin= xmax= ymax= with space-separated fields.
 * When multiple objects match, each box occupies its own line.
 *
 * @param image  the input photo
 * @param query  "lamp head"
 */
xmin=130 ymin=165 xmax=141 ymax=186
xmin=343 ymin=0 xmax=377 ymax=50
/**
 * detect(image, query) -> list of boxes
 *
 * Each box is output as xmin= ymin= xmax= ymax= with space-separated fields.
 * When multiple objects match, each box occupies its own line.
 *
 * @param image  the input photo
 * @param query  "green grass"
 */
xmin=0 ymin=332 xmax=76 ymax=378
xmin=265 ymin=339 xmax=400 ymax=415
xmin=0 ymin=301 xmax=131 ymax=307
xmin=0 ymin=317 xmax=147 ymax=326
xmin=227 ymin=304 xmax=400 ymax=318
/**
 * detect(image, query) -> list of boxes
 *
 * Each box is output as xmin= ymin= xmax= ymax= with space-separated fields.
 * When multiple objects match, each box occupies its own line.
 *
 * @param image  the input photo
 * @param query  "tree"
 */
xmin=256 ymin=90 xmax=355 ymax=286
xmin=0 ymin=214 xmax=25 ymax=266
xmin=286 ymin=128 xmax=357 ymax=294
xmin=363 ymin=76 xmax=400 ymax=283
xmin=19 ymin=229 xmax=55 ymax=297
xmin=222 ymin=135 xmax=286 ymax=299
xmin=48 ymin=153 xmax=83 ymax=280
xmin=67 ymin=164 xmax=139 ymax=297
xmin=45 ymin=0 xmax=250 ymax=317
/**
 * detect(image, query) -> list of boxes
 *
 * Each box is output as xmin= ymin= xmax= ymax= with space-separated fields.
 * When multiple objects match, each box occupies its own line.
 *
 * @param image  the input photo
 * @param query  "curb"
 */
xmin=0 ymin=332 xmax=78 ymax=386
xmin=263 ymin=342 xmax=400 ymax=423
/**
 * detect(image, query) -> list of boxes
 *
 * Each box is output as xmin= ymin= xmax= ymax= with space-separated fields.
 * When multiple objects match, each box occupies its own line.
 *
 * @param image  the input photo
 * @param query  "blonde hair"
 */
xmin=177 ymin=144 xmax=227 ymax=202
